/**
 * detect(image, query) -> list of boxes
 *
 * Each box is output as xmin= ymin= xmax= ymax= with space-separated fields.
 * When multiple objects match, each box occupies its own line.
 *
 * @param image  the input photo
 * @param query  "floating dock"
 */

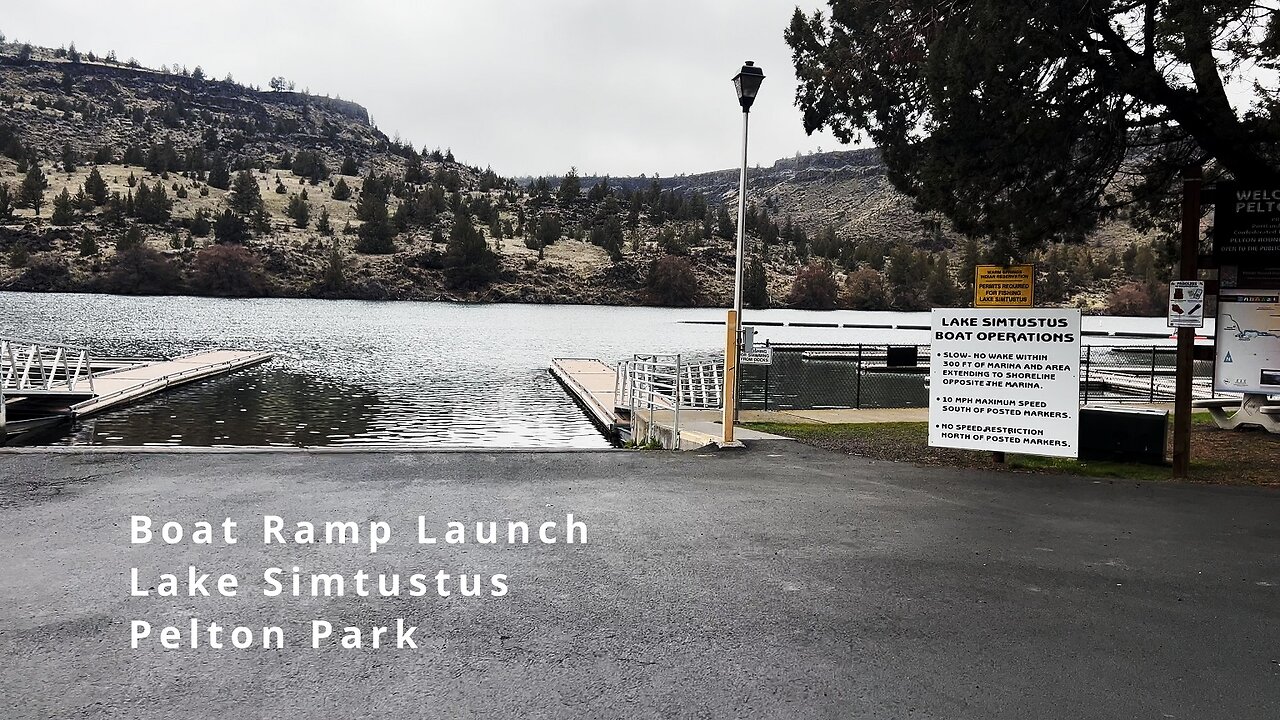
xmin=2 ymin=345 xmax=272 ymax=444
xmin=549 ymin=358 xmax=621 ymax=438
xmin=67 ymin=350 xmax=272 ymax=417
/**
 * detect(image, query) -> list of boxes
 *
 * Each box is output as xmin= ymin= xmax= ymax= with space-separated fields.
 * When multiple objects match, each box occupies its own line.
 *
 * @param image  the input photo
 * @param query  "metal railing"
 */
xmin=615 ymin=354 xmax=724 ymax=447
xmin=1 ymin=337 xmax=95 ymax=395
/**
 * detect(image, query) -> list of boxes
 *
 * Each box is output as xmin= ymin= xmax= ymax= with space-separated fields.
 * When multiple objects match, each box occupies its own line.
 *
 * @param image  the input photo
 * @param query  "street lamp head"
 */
xmin=732 ymin=61 xmax=765 ymax=111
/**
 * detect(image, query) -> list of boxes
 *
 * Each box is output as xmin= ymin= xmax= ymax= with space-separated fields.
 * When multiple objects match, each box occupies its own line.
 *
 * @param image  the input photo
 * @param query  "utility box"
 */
xmin=886 ymin=346 xmax=919 ymax=368
xmin=1079 ymin=406 xmax=1168 ymax=465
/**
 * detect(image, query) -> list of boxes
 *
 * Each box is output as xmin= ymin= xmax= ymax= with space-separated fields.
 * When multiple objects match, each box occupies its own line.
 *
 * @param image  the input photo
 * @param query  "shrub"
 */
xmin=15 ymin=255 xmax=71 ymax=291
xmin=788 ymin=260 xmax=840 ymax=310
xmin=1105 ymin=281 xmax=1163 ymax=316
xmin=188 ymin=245 xmax=270 ymax=297
xmin=99 ymin=247 xmax=183 ymax=295
xmin=844 ymin=267 xmax=890 ymax=310
xmin=645 ymin=256 xmax=700 ymax=306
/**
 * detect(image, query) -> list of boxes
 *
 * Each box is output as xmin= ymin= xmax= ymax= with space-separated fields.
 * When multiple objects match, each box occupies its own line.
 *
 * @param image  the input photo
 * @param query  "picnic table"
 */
xmin=1193 ymin=394 xmax=1280 ymax=433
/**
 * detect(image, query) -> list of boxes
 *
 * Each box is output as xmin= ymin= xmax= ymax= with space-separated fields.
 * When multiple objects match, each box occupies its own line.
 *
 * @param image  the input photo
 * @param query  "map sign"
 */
xmin=929 ymin=309 xmax=1081 ymax=458
xmin=1214 ymin=290 xmax=1280 ymax=394
xmin=974 ymin=265 xmax=1034 ymax=307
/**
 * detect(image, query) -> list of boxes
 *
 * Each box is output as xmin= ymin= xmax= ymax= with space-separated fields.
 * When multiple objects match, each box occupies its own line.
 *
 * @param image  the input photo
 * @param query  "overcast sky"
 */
xmin=11 ymin=1 xmax=847 ymax=178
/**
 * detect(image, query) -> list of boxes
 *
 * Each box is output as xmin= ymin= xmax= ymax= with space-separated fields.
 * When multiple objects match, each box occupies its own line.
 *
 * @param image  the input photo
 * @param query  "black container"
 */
xmin=1079 ymin=406 xmax=1168 ymax=465
xmin=886 ymin=346 xmax=919 ymax=368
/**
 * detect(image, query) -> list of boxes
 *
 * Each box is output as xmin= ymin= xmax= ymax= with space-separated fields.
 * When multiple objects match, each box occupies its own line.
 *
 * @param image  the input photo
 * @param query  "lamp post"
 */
xmin=722 ymin=61 xmax=764 ymax=445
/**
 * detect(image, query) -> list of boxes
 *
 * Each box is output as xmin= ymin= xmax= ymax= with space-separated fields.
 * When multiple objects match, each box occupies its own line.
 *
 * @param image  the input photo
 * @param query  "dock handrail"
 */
xmin=615 ymin=355 xmax=724 ymax=447
xmin=1 ymin=337 xmax=95 ymax=394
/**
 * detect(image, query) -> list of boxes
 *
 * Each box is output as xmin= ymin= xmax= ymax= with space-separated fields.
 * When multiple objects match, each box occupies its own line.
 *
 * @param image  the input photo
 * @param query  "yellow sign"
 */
xmin=974 ymin=265 xmax=1034 ymax=307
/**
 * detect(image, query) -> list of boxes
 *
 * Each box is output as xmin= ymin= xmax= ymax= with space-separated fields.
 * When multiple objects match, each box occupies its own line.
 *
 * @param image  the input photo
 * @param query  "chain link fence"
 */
xmin=734 ymin=344 xmax=1224 ymax=411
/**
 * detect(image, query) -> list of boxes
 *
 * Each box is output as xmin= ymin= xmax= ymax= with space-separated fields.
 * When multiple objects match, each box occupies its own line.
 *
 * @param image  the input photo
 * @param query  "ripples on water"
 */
xmin=5 ymin=294 xmax=740 ymax=448
xmin=2 ymin=293 xmax=1184 ymax=448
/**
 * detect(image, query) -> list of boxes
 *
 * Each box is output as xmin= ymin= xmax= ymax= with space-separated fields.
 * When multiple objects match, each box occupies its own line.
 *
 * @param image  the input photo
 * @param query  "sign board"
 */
xmin=741 ymin=346 xmax=773 ymax=366
xmin=929 ymin=308 xmax=1081 ymax=458
xmin=974 ymin=265 xmax=1034 ymax=307
xmin=1215 ymin=183 xmax=1280 ymax=289
xmin=1167 ymin=280 xmax=1205 ymax=328
xmin=1214 ymin=290 xmax=1280 ymax=394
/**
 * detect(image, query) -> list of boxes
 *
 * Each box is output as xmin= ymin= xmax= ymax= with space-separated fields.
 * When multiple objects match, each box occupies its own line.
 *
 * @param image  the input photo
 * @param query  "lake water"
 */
xmin=1 ymin=292 xmax=1193 ymax=447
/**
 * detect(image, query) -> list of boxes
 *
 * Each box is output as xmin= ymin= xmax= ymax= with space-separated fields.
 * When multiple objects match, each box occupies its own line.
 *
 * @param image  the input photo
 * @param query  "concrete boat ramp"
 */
xmin=2 ymin=339 xmax=271 ymax=443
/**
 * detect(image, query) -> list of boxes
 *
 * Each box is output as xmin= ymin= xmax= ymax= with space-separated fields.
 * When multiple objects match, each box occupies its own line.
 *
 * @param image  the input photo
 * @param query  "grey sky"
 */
xmin=10 ymin=1 xmax=845 ymax=178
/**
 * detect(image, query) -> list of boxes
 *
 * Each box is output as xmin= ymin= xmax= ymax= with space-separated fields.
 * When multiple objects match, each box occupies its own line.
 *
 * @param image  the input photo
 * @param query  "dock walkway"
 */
xmin=69 ymin=350 xmax=273 ymax=417
xmin=548 ymin=358 xmax=619 ymax=434
xmin=3 ymin=347 xmax=272 ymax=442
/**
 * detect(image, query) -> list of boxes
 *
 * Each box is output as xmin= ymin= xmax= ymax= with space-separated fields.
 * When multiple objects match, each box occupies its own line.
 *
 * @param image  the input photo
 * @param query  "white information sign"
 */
xmin=741 ymin=346 xmax=773 ymax=365
xmin=1214 ymin=290 xmax=1280 ymax=394
xmin=1167 ymin=281 xmax=1206 ymax=328
xmin=929 ymin=308 xmax=1081 ymax=458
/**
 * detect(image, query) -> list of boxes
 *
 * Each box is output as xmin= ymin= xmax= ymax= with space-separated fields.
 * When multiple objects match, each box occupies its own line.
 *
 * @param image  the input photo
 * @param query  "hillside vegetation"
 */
xmin=0 ymin=39 xmax=1171 ymax=313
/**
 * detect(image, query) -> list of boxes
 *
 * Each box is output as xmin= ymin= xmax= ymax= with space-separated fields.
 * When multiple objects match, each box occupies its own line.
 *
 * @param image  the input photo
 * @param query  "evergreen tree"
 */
xmin=50 ymin=188 xmax=76 ymax=225
xmin=286 ymin=195 xmax=310 ymax=228
xmin=925 ymin=254 xmax=958 ymax=307
xmin=136 ymin=181 xmax=172 ymax=224
xmin=229 ymin=170 xmax=264 ymax=217
xmin=444 ymin=210 xmax=499 ymax=289
xmin=316 ymin=206 xmax=332 ymax=235
xmin=958 ymin=236 xmax=981 ymax=299
xmin=117 ymin=225 xmax=144 ymax=252
xmin=355 ymin=178 xmax=394 ymax=254
xmin=744 ymin=253 xmax=769 ymax=308
xmin=18 ymin=163 xmax=47 ymax=218
xmin=79 ymin=233 xmax=99 ymax=257
xmin=318 ymin=241 xmax=346 ymax=293
xmin=332 ymin=177 xmax=352 ymax=201
xmin=190 ymin=209 xmax=211 ymax=237
xmin=557 ymin=167 xmax=581 ymax=204
xmin=716 ymin=206 xmax=734 ymax=240
xmin=787 ymin=1 xmax=1280 ymax=249
xmin=84 ymin=166 xmax=108 ymax=205
xmin=61 ymin=143 xmax=77 ymax=172
xmin=340 ymin=155 xmax=358 ymax=176
xmin=0 ymin=182 xmax=13 ymax=220
xmin=214 ymin=209 xmax=250 ymax=244
xmin=207 ymin=158 xmax=231 ymax=190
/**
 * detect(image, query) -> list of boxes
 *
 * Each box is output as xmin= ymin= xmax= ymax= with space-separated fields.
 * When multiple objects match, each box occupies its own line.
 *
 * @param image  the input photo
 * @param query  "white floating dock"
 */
xmin=69 ymin=350 xmax=274 ymax=418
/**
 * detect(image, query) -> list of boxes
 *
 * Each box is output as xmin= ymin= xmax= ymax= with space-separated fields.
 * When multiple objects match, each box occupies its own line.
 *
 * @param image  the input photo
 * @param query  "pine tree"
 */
xmin=340 ymin=155 xmax=358 ymax=176
xmin=18 ymin=164 xmax=47 ymax=218
xmin=61 ymin=143 xmax=77 ymax=173
xmin=50 ymin=188 xmax=76 ymax=225
xmin=207 ymin=159 xmax=231 ymax=190
xmin=744 ymin=253 xmax=769 ymax=308
xmin=286 ymin=195 xmax=310 ymax=228
xmin=444 ymin=210 xmax=499 ymax=289
xmin=79 ymin=234 xmax=99 ymax=256
xmin=332 ymin=177 xmax=352 ymax=201
xmin=229 ymin=170 xmax=264 ymax=217
xmin=84 ymin=166 xmax=108 ymax=204
xmin=316 ymin=206 xmax=332 ymax=235
xmin=354 ymin=177 xmax=394 ymax=254
xmin=117 ymin=225 xmax=144 ymax=252
xmin=557 ymin=167 xmax=581 ymax=204
xmin=214 ymin=209 xmax=250 ymax=244
xmin=0 ymin=182 xmax=13 ymax=220
xmin=190 ymin=209 xmax=211 ymax=237
xmin=319 ymin=241 xmax=346 ymax=293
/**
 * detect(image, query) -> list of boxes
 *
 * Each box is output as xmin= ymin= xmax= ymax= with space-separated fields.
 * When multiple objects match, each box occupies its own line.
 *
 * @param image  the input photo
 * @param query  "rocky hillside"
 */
xmin=0 ymin=40 xmax=1167 ymax=312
